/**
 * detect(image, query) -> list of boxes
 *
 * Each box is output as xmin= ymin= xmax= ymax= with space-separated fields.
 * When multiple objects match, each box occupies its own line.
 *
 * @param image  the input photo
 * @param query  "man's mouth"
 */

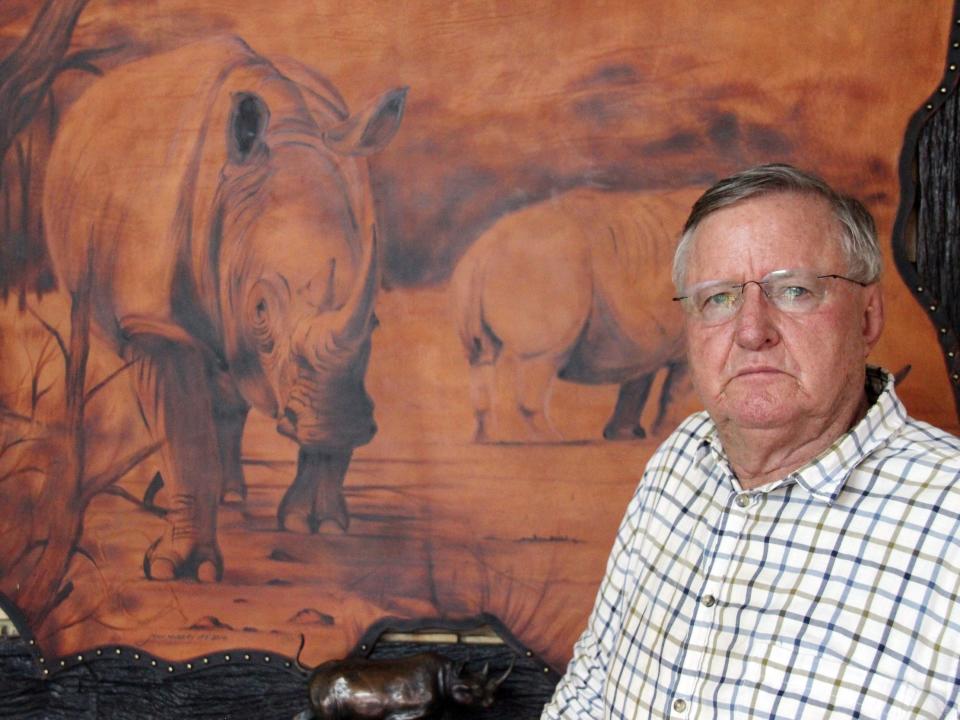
xmin=733 ymin=366 xmax=784 ymax=378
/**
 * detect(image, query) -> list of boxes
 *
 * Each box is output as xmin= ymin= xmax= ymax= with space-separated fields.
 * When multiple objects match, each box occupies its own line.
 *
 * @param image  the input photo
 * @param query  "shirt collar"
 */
xmin=695 ymin=366 xmax=907 ymax=503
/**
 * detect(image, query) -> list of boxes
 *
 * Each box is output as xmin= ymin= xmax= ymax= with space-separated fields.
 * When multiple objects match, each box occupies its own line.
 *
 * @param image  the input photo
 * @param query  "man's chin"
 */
xmin=713 ymin=389 xmax=798 ymax=430
xmin=725 ymin=411 xmax=795 ymax=430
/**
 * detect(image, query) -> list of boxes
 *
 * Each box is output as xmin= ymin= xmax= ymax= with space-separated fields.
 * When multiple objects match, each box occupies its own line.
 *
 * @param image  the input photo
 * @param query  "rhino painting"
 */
xmin=451 ymin=188 xmax=698 ymax=442
xmin=42 ymin=36 xmax=406 ymax=581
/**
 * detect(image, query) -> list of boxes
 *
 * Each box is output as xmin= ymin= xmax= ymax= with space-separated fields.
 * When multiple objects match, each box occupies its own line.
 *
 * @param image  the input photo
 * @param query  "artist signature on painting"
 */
xmin=148 ymin=632 xmax=228 ymax=643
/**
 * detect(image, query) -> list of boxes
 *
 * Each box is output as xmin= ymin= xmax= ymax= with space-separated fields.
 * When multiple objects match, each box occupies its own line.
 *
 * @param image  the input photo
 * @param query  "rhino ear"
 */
xmin=229 ymin=92 xmax=270 ymax=162
xmin=323 ymin=87 xmax=407 ymax=156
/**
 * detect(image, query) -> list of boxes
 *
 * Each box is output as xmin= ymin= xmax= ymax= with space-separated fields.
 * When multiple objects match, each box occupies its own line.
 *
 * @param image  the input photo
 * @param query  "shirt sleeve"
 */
xmin=541 ymin=483 xmax=646 ymax=719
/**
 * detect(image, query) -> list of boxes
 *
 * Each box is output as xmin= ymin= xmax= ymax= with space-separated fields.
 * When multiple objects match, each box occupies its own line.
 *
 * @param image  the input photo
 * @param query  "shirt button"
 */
xmin=735 ymin=493 xmax=751 ymax=508
xmin=702 ymin=594 xmax=716 ymax=607
xmin=673 ymin=698 xmax=688 ymax=713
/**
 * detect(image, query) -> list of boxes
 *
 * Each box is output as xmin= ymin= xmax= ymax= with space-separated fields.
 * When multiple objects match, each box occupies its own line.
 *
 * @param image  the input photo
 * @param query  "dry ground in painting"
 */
xmin=0 ymin=285 xmax=695 ymax=670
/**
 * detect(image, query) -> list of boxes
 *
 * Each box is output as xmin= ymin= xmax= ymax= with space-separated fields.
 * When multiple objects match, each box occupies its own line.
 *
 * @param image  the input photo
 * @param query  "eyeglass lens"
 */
xmin=682 ymin=270 xmax=844 ymax=324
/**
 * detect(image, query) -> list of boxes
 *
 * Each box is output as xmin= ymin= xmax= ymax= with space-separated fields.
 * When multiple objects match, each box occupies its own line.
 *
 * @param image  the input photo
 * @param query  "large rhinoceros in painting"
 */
xmin=42 ymin=36 xmax=406 ymax=581
xmin=451 ymin=188 xmax=697 ymax=442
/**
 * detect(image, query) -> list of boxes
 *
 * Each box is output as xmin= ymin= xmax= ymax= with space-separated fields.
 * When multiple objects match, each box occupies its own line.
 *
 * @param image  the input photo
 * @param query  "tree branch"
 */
xmin=0 ymin=465 xmax=45 ymax=485
xmin=83 ymin=359 xmax=136 ymax=407
xmin=58 ymin=43 xmax=126 ymax=78
xmin=0 ymin=406 xmax=33 ymax=425
xmin=80 ymin=440 xmax=163 ymax=506
xmin=27 ymin=306 xmax=68 ymax=365
xmin=0 ymin=434 xmax=42 ymax=456
xmin=0 ymin=0 xmax=91 ymax=160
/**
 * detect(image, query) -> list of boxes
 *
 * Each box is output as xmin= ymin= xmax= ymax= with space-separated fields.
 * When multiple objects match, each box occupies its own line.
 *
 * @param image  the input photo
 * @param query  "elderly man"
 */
xmin=542 ymin=164 xmax=960 ymax=719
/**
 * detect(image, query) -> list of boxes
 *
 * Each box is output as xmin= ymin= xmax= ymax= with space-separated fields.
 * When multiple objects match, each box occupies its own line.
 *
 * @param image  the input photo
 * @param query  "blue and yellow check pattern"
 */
xmin=543 ymin=367 xmax=960 ymax=719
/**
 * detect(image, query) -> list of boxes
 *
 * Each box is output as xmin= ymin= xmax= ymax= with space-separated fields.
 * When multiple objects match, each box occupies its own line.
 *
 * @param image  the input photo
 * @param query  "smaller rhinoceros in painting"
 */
xmin=451 ymin=188 xmax=698 ymax=442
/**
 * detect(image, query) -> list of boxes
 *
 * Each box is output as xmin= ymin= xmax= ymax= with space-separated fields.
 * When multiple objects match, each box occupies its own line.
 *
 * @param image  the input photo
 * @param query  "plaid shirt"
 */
xmin=543 ymin=367 xmax=960 ymax=719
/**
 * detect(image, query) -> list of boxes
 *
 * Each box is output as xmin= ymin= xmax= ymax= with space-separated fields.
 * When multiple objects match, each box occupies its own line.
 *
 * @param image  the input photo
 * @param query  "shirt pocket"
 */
xmin=771 ymin=644 xmax=946 ymax=720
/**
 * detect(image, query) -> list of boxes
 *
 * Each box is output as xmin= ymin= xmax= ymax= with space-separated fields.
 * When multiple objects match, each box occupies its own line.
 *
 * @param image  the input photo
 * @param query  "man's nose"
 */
xmin=733 ymin=283 xmax=780 ymax=350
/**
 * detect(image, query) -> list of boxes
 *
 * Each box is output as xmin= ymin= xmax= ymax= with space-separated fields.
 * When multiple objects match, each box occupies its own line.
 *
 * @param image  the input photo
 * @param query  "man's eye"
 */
xmin=703 ymin=291 xmax=738 ymax=309
xmin=779 ymin=285 xmax=812 ymax=301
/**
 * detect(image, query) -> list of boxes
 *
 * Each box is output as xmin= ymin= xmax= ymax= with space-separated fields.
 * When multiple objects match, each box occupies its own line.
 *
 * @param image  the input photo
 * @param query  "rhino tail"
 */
xmin=451 ymin=253 xmax=501 ymax=367
xmin=294 ymin=633 xmax=311 ymax=674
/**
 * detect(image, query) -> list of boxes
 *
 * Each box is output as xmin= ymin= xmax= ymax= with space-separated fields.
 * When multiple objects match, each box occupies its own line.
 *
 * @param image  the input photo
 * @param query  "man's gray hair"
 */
xmin=672 ymin=163 xmax=882 ymax=291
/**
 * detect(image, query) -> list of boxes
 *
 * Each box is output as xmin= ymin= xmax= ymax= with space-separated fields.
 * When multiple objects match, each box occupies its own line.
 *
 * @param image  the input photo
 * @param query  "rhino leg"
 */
xmin=603 ymin=374 xmax=655 ymax=440
xmin=469 ymin=362 xmax=496 ymax=443
xmin=515 ymin=356 xmax=562 ymax=441
xmin=651 ymin=362 xmax=687 ymax=434
xmin=278 ymin=449 xmax=352 ymax=533
xmin=212 ymin=374 xmax=250 ymax=504
xmin=132 ymin=338 xmax=224 ymax=582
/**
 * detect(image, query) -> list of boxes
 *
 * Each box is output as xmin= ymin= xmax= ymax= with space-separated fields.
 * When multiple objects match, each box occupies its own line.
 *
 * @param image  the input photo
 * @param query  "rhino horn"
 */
xmin=327 ymin=223 xmax=379 ymax=351
xmin=292 ymin=224 xmax=378 ymax=366
xmin=492 ymin=659 xmax=515 ymax=689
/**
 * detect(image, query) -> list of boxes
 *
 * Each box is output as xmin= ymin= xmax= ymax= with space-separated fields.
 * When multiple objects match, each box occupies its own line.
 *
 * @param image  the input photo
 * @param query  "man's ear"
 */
xmin=862 ymin=283 xmax=885 ymax=355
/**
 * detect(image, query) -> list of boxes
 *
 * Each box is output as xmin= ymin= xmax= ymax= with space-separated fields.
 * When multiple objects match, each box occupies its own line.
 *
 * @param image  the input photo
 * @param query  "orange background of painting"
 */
xmin=0 ymin=0 xmax=956 ymax=672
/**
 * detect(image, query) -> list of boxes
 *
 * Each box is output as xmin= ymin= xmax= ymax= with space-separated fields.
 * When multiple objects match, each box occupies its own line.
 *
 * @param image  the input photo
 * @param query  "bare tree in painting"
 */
xmin=0 ymin=0 xmax=159 ymax=631
xmin=0 ymin=0 xmax=90 ymax=158
xmin=0 ymin=0 xmax=121 ymax=304
xmin=0 ymin=242 xmax=162 ymax=631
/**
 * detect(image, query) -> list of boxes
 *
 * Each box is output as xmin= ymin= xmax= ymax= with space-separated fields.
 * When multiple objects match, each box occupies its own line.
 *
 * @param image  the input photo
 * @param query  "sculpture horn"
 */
xmin=492 ymin=658 xmax=515 ymax=688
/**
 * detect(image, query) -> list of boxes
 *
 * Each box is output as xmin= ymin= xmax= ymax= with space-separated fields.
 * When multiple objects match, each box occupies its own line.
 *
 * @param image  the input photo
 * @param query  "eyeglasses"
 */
xmin=673 ymin=268 xmax=868 ymax=326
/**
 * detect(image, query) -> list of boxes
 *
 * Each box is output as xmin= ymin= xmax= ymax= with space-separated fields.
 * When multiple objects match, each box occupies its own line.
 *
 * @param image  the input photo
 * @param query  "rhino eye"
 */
xmin=252 ymin=309 xmax=273 ymax=352
xmin=230 ymin=93 xmax=268 ymax=160
xmin=247 ymin=285 xmax=277 ymax=355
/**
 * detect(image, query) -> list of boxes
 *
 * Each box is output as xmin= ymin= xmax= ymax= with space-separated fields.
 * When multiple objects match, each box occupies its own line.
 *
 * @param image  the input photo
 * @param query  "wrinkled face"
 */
xmin=231 ymin=149 xmax=377 ymax=451
xmin=681 ymin=192 xmax=884 ymax=437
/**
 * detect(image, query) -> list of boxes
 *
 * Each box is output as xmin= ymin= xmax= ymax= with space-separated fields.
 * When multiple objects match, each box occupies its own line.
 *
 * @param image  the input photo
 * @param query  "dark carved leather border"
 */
xmin=1 ymin=588 xmax=556 ymax=678
xmin=0 ymin=602 xmax=557 ymax=719
xmin=892 ymin=0 xmax=960 ymax=421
